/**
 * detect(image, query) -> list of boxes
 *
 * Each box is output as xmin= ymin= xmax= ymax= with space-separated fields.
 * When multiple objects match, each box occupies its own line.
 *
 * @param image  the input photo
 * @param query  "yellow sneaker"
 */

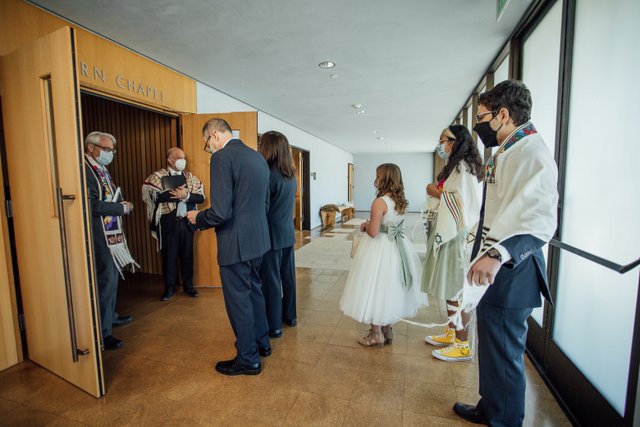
xmin=425 ymin=327 xmax=455 ymax=346
xmin=432 ymin=339 xmax=472 ymax=362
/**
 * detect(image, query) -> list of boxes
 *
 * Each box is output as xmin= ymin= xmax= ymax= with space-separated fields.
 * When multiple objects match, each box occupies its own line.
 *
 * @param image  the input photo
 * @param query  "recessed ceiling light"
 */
xmin=318 ymin=61 xmax=335 ymax=69
xmin=351 ymin=103 xmax=362 ymax=109
xmin=330 ymin=74 xmax=338 ymax=78
xmin=377 ymin=136 xmax=385 ymax=141
xmin=372 ymin=130 xmax=378 ymax=134
xmin=356 ymin=110 xmax=366 ymax=115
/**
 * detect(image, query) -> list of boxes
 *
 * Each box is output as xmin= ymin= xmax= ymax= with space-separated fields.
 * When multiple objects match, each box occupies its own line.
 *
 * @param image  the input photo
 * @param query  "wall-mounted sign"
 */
xmin=80 ymin=62 xmax=165 ymax=102
xmin=76 ymin=30 xmax=196 ymax=113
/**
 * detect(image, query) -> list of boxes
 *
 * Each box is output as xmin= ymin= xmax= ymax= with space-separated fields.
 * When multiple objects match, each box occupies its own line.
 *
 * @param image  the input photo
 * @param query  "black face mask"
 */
xmin=473 ymin=120 xmax=502 ymax=148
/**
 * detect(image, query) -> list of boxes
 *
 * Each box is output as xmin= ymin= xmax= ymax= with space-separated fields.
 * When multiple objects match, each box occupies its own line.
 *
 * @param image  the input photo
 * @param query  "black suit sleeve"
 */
xmin=86 ymin=169 xmax=125 ymax=217
xmin=186 ymin=192 xmax=205 ymax=204
xmin=500 ymin=234 xmax=546 ymax=268
xmin=196 ymin=153 xmax=233 ymax=229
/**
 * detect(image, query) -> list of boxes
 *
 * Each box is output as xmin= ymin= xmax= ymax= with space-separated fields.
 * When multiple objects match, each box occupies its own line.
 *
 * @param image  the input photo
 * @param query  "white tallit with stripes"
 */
xmin=448 ymin=123 xmax=558 ymax=329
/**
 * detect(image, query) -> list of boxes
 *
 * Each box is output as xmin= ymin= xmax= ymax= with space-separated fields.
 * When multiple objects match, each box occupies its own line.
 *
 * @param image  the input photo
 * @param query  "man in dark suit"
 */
xmin=186 ymin=118 xmax=271 ymax=376
xmin=142 ymin=147 xmax=205 ymax=301
xmin=84 ymin=131 xmax=135 ymax=350
xmin=454 ymin=81 xmax=558 ymax=426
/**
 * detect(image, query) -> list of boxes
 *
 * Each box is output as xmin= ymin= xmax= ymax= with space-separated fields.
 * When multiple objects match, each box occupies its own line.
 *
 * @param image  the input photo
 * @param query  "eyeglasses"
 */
xmin=203 ymin=135 xmax=212 ymax=154
xmin=96 ymin=144 xmax=116 ymax=154
xmin=476 ymin=110 xmax=497 ymax=123
xmin=439 ymin=138 xmax=455 ymax=145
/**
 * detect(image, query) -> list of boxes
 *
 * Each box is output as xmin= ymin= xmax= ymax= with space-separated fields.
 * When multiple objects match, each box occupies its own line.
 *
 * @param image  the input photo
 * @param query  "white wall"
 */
xmin=353 ymin=153 xmax=433 ymax=213
xmin=196 ymin=83 xmax=354 ymax=229
xmin=258 ymin=113 xmax=353 ymax=229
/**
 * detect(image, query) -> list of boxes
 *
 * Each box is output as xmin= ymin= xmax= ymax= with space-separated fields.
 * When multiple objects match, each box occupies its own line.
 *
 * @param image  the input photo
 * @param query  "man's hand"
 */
xmin=170 ymin=185 xmax=188 ymax=200
xmin=185 ymin=210 xmax=199 ymax=225
xmin=467 ymin=255 xmax=501 ymax=286
xmin=121 ymin=201 xmax=133 ymax=215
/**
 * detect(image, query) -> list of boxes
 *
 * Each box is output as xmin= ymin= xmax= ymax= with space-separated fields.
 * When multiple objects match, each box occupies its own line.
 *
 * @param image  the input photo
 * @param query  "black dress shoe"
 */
xmin=184 ymin=288 xmax=199 ymax=297
xmin=215 ymin=358 xmax=261 ymax=376
xmin=259 ymin=346 xmax=272 ymax=357
xmin=112 ymin=315 xmax=133 ymax=327
xmin=284 ymin=318 xmax=297 ymax=327
xmin=268 ymin=329 xmax=282 ymax=338
xmin=161 ymin=290 xmax=175 ymax=301
xmin=453 ymin=402 xmax=489 ymax=425
xmin=103 ymin=336 xmax=123 ymax=351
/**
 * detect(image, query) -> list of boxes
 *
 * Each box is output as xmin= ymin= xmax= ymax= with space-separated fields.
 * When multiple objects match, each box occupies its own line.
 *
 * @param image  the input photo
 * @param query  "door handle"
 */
xmin=56 ymin=187 xmax=89 ymax=362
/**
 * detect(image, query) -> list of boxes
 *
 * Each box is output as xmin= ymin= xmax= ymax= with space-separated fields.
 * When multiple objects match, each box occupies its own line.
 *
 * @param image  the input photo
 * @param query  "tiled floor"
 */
xmin=0 ymin=219 xmax=571 ymax=426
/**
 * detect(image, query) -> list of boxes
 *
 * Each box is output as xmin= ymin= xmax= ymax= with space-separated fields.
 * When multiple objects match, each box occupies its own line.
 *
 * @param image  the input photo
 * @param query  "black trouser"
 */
xmin=161 ymin=218 xmax=195 ymax=292
xmin=259 ymin=245 xmax=297 ymax=331
xmin=219 ymin=257 xmax=270 ymax=366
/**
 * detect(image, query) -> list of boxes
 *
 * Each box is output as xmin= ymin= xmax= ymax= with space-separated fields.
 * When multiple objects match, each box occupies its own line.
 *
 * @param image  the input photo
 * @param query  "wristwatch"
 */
xmin=485 ymin=248 xmax=503 ymax=263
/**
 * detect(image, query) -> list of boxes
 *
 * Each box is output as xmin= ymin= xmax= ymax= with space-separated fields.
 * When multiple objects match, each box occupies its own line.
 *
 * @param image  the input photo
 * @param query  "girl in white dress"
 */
xmin=339 ymin=163 xmax=423 ymax=348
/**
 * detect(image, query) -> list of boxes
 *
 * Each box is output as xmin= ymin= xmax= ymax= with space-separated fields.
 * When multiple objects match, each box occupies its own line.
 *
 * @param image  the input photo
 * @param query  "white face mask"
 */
xmin=174 ymin=158 xmax=186 ymax=171
xmin=96 ymin=149 xmax=114 ymax=166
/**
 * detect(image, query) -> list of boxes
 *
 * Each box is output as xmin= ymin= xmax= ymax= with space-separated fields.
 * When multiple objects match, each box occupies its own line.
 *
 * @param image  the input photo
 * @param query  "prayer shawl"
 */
xmin=86 ymin=158 xmax=139 ymax=277
xmin=141 ymin=168 xmax=204 ymax=250
xmin=448 ymin=122 xmax=559 ymax=329
xmin=400 ymin=122 xmax=557 ymax=330
xmin=432 ymin=161 xmax=481 ymax=255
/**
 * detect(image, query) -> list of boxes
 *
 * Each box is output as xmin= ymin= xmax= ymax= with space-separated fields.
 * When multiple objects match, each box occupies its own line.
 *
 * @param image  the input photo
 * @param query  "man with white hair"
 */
xmin=85 ymin=131 xmax=138 ymax=350
xmin=142 ymin=147 xmax=204 ymax=301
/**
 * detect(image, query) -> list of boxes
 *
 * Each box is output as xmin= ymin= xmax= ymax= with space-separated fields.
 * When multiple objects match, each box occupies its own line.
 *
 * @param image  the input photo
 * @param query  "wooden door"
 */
xmin=291 ymin=148 xmax=304 ymax=231
xmin=181 ymin=112 xmax=258 ymax=286
xmin=0 ymin=27 xmax=103 ymax=396
xmin=348 ymin=163 xmax=354 ymax=202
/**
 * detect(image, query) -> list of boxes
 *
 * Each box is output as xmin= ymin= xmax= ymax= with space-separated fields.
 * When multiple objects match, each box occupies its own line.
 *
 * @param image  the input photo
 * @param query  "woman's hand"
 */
xmin=360 ymin=220 xmax=369 ymax=232
xmin=426 ymin=183 xmax=443 ymax=198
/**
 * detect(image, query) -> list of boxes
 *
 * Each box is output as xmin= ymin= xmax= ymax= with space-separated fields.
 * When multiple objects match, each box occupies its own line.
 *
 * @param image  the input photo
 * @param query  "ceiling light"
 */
xmin=356 ymin=110 xmax=366 ymax=115
xmin=318 ymin=61 xmax=335 ymax=69
xmin=372 ymin=130 xmax=378 ymax=134
xmin=330 ymin=74 xmax=338 ymax=78
xmin=351 ymin=104 xmax=362 ymax=109
xmin=377 ymin=136 xmax=384 ymax=141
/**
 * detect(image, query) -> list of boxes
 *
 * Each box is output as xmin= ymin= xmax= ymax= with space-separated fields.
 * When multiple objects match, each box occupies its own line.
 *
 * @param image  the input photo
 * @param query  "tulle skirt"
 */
xmin=340 ymin=232 xmax=424 ymax=325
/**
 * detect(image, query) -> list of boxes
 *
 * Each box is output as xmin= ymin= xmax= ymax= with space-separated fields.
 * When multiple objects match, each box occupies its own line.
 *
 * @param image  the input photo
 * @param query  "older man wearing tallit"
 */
xmin=452 ymin=80 xmax=558 ymax=427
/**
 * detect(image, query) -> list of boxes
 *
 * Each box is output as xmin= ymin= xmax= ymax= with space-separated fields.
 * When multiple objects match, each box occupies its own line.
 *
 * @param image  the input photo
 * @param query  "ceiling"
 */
xmin=31 ymin=0 xmax=533 ymax=153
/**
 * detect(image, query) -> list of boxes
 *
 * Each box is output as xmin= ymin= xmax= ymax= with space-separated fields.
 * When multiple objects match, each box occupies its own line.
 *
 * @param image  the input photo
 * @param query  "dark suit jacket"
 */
xmin=482 ymin=234 xmax=552 ymax=309
xmin=266 ymin=167 xmax=296 ymax=250
xmin=196 ymin=139 xmax=270 ymax=266
xmin=155 ymin=174 xmax=205 ymax=233
xmin=85 ymin=161 xmax=125 ymax=266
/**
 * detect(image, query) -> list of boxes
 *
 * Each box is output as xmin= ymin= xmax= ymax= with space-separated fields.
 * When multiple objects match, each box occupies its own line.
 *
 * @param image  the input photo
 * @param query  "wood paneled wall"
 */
xmin=182 ymin=112 xmax=258 ymax=287
xmin=81 ymin=93 xmax=178 ymax=275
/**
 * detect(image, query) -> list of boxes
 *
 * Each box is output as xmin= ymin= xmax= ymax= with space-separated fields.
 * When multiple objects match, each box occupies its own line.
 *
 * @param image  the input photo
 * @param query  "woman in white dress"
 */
xmin=340 ymin=163 xmax=423 ymax=348
xmin=422 ymin=125 xmax=484 ymax=362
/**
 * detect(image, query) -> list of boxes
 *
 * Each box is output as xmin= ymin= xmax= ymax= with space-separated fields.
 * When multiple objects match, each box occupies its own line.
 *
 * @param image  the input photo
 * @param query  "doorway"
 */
xmin=291 ymin=147 xmax=310 ymax=231
xmin=348 ymin=163 xmax=354 ymax=203
xmin=80 ymin=92 xmax=178 ymax=309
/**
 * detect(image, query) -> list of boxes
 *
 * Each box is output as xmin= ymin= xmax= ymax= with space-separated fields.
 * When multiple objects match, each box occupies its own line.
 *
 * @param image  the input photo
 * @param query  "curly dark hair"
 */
xmin=437 ymin=125 xmax=484 ymax=183
xmin=477 ymin=80 xmax=532 ymax=126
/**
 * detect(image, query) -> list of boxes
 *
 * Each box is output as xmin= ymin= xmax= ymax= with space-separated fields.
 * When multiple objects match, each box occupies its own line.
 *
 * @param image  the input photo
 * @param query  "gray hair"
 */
xmin=85 ymin=131 xmax=116 ymax=150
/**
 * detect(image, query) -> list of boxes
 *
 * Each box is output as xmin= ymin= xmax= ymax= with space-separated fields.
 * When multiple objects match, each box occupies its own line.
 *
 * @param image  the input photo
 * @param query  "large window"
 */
xmin=552 ymin=0 xmax=640 ymax=416
xmin=521 ymin=0 xmax=562 ymax=325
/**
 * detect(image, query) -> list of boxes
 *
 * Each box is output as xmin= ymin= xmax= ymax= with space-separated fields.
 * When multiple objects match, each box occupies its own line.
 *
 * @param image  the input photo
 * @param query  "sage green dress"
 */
xmin=421 ymin=218 xmax=469 ymax=301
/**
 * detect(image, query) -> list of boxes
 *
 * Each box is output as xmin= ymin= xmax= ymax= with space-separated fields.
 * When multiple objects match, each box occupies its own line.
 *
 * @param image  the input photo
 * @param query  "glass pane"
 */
xmin=553 ymin=0 xmax=640 ymax=416
xmin=494 ymin=54 xmax=509 ymax=85
xmin=554 ymin=252 xmax=638 ymax=416
xmin=521 ymin=0 xmax=562 ymax=325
